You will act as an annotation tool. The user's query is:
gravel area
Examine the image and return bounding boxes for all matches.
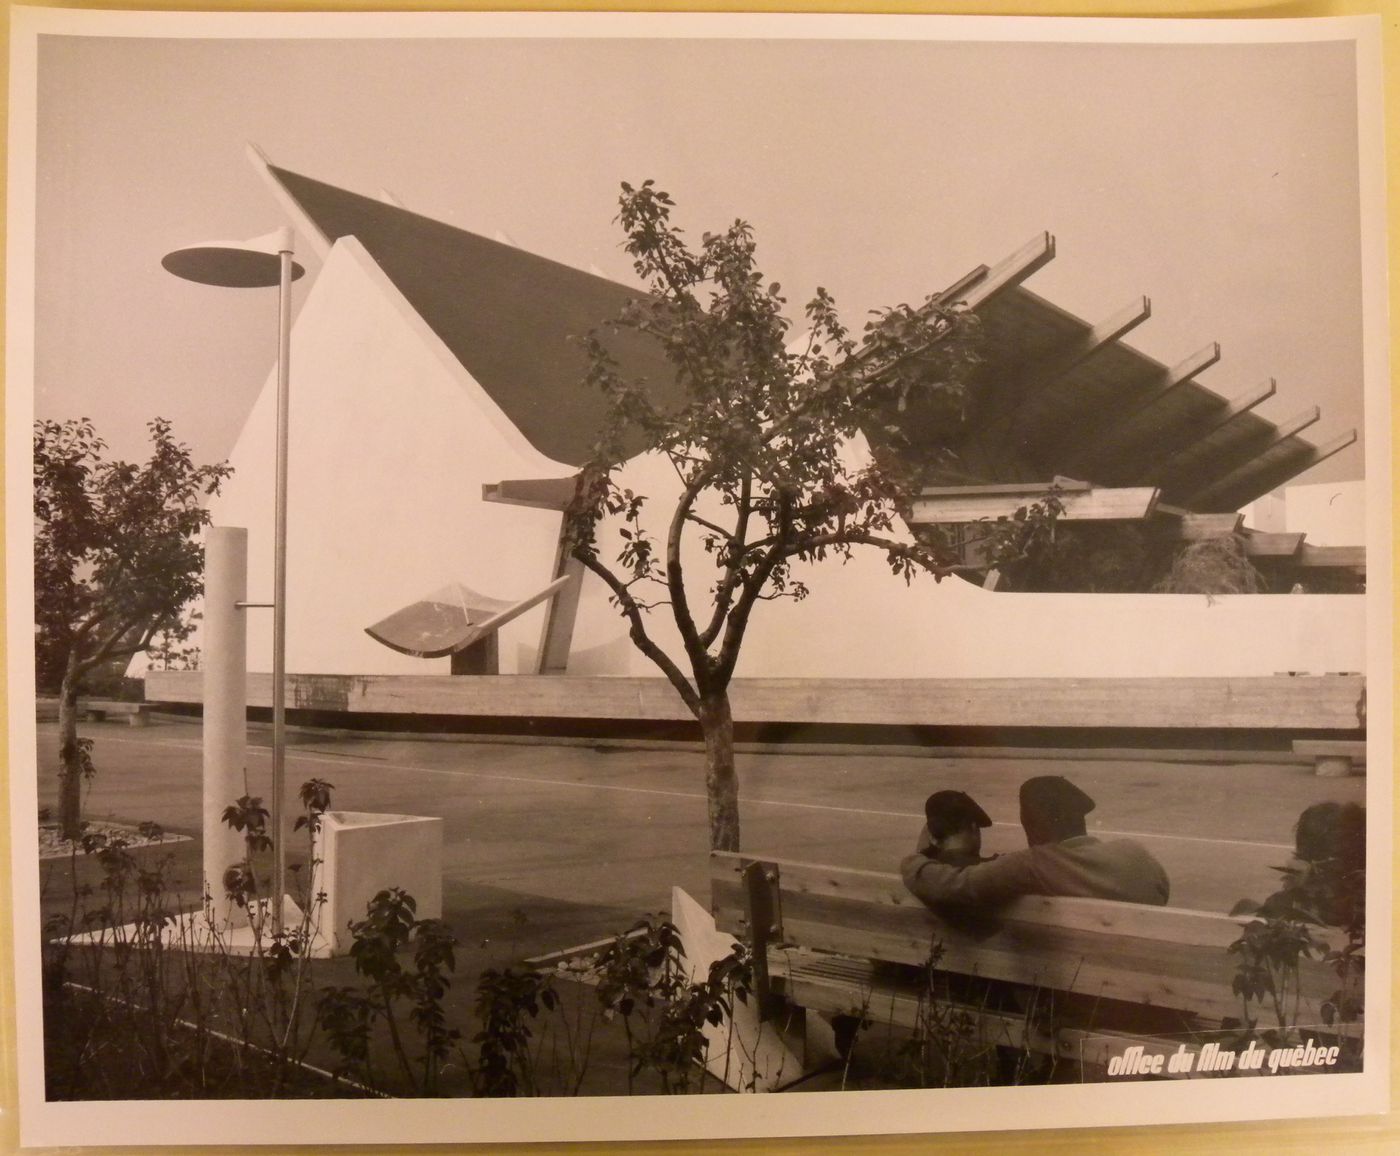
[38,820,191,860]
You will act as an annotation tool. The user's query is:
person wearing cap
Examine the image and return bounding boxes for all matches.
[901,775,1170,909]
[916,789,994,867]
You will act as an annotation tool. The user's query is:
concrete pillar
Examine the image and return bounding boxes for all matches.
[203,527,249,923]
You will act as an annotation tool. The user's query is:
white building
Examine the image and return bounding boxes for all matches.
[189,151,1364,689]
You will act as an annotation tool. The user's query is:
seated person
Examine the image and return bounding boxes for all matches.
[915,789,994,866]
[1255,801,1365,929]
[901,775,1170,909]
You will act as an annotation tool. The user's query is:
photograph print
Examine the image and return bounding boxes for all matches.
[6,8,1391,1148]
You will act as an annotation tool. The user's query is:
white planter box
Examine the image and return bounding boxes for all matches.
[314,810,443,955]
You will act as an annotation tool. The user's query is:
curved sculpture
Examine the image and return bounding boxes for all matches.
[365,576,569,659]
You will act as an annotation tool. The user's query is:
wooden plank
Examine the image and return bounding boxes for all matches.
[743,860,784,1018]
[932,263,990,307]
[722,856,1254,949]
[1155,511,1244,541]
[146,672,1368,731]
[984,295,1153,428]
[1127,378,1276,486]
[1298,544,1366,570]
[776,909,1337,1027]
[716,853,1344,1024]
[1180,407,1322,508]
[1059,342,1222,471]
[959,232,1057,311]
[717,853,1348,953]
[774,917,1246,1023]
[1240,531,1306,558]
[1206,429,1359,513]
[919,480,1091,499]
[776,961,1355,1067]
[909,486,1159,525]
[857,235,1057,381]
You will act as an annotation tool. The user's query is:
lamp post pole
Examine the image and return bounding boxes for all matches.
[163,226,304,935]
[270,230,293,934]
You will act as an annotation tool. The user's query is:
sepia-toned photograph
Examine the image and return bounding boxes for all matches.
[5,8,1391,1147]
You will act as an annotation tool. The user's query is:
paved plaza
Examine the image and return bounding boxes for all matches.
[32,717,1366,963]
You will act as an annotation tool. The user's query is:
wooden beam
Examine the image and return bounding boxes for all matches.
[1204,429,1359,513]
[1178,406,1321,507]
[1239,530,1305,558]
[918,479,1091,498]
[146,671,1367,731]
[1129,378,1276,486]
[932,263,990,307]
[1155,510,1243,540]
[859,233,1057,380]
[1298,543,1366,570]
[958,231,1056,311]
[909,486,1159,524]
[989,295,1152,430]
[1060,342,1221,473]
[482,476,578,511]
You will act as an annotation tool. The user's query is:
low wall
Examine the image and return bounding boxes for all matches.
[146,672,1366,732]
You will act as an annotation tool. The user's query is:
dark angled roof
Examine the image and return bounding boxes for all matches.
[267,163,1354,512]
[268,164,680,468]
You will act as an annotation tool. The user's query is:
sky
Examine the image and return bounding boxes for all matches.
[26,18,1371,486]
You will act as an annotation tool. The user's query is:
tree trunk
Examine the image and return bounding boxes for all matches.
[57,659,85,840]
[699,692,740,852]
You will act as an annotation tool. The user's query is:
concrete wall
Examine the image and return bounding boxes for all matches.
[1242,479,1365,546]
[1282,479,1366,547]
[315,811,443,955]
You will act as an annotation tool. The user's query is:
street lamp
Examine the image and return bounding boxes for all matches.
[163,226,305,933]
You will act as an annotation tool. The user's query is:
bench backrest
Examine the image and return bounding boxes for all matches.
[710,852,1345,1026]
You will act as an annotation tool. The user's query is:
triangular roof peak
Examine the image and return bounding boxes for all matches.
[251,147,680,468]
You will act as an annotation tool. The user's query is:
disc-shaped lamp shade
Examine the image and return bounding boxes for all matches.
[161,229,306,288]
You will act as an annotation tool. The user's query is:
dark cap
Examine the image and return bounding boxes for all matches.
[1019,776,1095,826]
[924,790,992,839]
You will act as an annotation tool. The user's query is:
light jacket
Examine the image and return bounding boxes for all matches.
[900,834,1170,908]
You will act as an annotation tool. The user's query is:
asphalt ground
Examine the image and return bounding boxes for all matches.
[27,717,1369,1097]
[33,717,1367,950]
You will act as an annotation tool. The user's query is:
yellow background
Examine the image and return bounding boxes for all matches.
[1,0,1395,1152]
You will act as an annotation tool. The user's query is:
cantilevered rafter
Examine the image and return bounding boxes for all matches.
[984,295,1152,434]
[1124,379,1278,491]
[1174,406,1321,507]
[914,233,1355,515]
[859,232,1055,384]
[1190,429,1358,514]
[1057,342,1221,477]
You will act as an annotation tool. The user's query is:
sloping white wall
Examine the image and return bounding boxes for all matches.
[209,238,1365,683]
[210,238,570,676]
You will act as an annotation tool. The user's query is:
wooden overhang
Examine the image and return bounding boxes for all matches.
[906,233,1357,516]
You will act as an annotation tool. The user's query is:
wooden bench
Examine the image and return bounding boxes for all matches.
[1292,739,1366,778]
[80,700,152,727]
[710,852,1352,1078]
